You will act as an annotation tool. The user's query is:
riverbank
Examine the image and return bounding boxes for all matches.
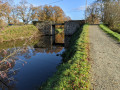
[40,24,90,89]
[0,25,39,42]
[99,24,120,41]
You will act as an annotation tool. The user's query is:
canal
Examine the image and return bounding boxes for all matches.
[0,33,67,90]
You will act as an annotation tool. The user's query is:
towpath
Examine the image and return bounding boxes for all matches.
[89,25,120,90]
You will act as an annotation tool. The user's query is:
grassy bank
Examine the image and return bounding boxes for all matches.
[100,24,120,41]
[40,24,90,90]
[55,29,64,34]
[0,25,39,42]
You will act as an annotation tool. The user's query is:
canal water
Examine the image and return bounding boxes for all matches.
[0,33,67,90]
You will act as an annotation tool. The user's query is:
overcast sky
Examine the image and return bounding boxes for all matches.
[14,0,95,20]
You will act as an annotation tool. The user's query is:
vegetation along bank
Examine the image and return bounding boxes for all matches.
[0,25,39,42]
[55,29,64,34]
[40,24,90,90]
[100,24,120,42]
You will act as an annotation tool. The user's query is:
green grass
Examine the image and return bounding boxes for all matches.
[40,24,90,90]
[0,25,39,42]
[100,24,120,42]
[55,29,64,34]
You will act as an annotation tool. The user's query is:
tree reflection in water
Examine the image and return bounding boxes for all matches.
[55,33,64,44]
[0,35,64,90]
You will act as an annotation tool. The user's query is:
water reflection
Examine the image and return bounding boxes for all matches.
[0,35,65,90]
[55,33,64,44]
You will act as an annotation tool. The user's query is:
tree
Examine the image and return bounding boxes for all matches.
[30,6,38,21]
[3,2,12,24]
[17,0,28,24]
[87,0,120,32]
[17,0,39,24]
[35,5,70,23]
[86,2,100,24]
[42,5,54,21]
[0,0,71,25]
[52,6,65,23]
[0,0,13,26]
[11,5,19,24]
[26,4,35,24]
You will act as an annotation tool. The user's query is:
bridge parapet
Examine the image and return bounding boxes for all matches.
[33,21,53,35]
[33,20,85,36]
[64,20,85,35]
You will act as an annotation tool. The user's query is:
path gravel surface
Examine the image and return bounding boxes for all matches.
[89,25,120,90]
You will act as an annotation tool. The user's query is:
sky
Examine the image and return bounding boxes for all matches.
[14,0,95,20]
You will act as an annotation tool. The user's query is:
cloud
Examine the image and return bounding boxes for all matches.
[25,3,39,7]
[71,6,87,12]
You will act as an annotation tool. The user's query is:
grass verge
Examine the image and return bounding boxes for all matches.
[0,25,39,42]
[55,29,64,34]
[99,24,120,41]
[40,24,90,90]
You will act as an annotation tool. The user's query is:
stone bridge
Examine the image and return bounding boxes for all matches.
[32,20,85,36]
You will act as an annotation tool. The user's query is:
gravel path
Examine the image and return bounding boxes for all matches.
[89,25,120,90]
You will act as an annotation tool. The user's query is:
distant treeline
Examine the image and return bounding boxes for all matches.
[0,0,71,28]
[86,0,120,33]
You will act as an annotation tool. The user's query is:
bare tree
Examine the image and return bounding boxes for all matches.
[87,0,120,32]
[0,0,71,25]
[17,0,28,24]
[11,5,19,24]
[86,2,100,24]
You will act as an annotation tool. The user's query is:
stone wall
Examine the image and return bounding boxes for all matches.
[33,21,53,35]
[64,20,85,35]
